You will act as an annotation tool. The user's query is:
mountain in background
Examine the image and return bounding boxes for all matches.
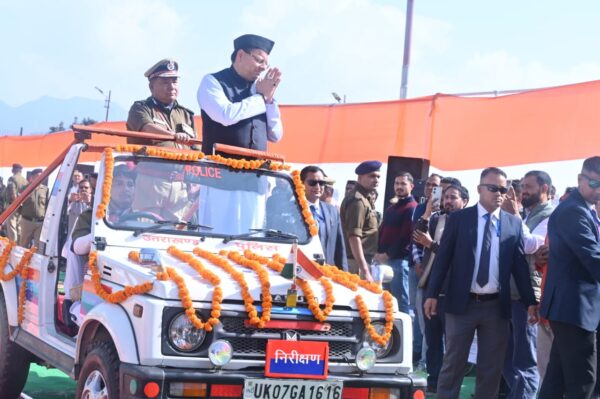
[0,96,128,136]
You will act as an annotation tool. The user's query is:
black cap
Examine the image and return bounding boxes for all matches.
[31,168,43,175]
[355,160,382,175]
[234,34,275,54]
[144,59,179,80]
[12,163,23,170]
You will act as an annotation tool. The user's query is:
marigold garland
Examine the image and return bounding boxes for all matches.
[88,251,155,303]
[225,250,273,327]
[96,148,114,219]
[15,247,36,324]
[355,290,395,346]
[291,170,319,236]
[296,277,335,322]
[115,145,206,162]
[207,154,290,172]
[243,250,284,273]
[167,246,221,286]
[319,263,383,294]
[128,250,141,264]
[161,266,222,331]
[193,247,267,327]
[0,241,17,281]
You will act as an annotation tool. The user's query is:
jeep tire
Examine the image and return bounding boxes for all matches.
[0,288,32,399]
[76,340,120,399]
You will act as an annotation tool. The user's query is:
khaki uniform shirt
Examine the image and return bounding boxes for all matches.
[20,185,49,221]
[5,174,27,206]
[340,184,379,258]
[126,97,196,149]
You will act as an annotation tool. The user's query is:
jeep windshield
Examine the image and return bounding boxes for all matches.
[104,156,309,243]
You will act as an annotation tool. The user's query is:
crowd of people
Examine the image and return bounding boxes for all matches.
[1,31,599,399]
[304,158,598,399]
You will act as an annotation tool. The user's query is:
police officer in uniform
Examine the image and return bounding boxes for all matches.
[4,163,28,242]
[127,59,196,219]
[197,34,283,154]
[340,161,382,281]
[19,169,49,248]
[127,58,197,149]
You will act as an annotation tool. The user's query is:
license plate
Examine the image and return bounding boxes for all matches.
[243,378,343,399]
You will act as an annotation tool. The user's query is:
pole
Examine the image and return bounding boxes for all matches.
[105,90,111,121]
[399,0,414,99]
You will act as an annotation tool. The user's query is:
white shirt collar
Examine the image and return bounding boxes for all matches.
[477,202,501,220]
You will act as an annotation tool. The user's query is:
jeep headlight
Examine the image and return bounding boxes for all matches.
[361,321,393,358]
[168,313,206,352]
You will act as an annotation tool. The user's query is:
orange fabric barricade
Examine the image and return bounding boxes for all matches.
[2,79,599,170]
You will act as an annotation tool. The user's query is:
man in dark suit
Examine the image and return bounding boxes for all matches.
[538,156,600,399]
[301,166,348,271]
[424,167,538,399]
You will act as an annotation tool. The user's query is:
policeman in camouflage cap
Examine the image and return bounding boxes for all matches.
[126,58,197,149]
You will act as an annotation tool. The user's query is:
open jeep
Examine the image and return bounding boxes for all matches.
[0,126,426,399]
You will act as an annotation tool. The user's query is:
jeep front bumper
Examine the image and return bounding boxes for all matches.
[120,363,427,399]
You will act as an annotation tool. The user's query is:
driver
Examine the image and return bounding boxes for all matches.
[107,165,136,223]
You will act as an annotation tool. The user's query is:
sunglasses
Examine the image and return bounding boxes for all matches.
[582,174,600,189]
[307,179,327,187]
[479,184,509,194]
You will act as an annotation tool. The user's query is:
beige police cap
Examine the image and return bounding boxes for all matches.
[144,59,179,80]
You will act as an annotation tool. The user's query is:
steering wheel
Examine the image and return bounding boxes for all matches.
[117,211,163,223]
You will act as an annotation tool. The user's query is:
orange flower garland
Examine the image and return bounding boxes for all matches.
[291,170,319,236]
[129,249,221,331]
[88,252,155,303]
[15,247,36,324]
[115,145,206,162]
[0,241,17,281]
[0,242,35,324]
[225,250,273,327]
[355,290,395,346]
[319,263,383,294]
[207,154,290,172]
[193,247,266,327]
[96,148,114,219]
[167,246,221,286]
[128,250,141,264]
[296,277,335,322]
[242,250,284,273]
[161,266,222,332]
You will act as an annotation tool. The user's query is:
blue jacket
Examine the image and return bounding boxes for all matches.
[540,189,600,332]
[318,202,348,272]
[425,205,536,319]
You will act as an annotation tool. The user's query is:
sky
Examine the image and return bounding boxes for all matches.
[2,0,600,111]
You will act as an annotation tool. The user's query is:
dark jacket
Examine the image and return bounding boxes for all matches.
[425,205,536,319]
[201,67,268,153]
[540,189,600,331]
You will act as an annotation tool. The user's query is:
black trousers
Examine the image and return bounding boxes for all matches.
[538,320,597,399]
[424,295,446,388]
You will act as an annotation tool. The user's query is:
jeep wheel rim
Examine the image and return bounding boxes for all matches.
[82,370,109,399]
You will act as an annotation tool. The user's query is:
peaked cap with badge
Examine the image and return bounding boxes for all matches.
[145,59,179,80]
